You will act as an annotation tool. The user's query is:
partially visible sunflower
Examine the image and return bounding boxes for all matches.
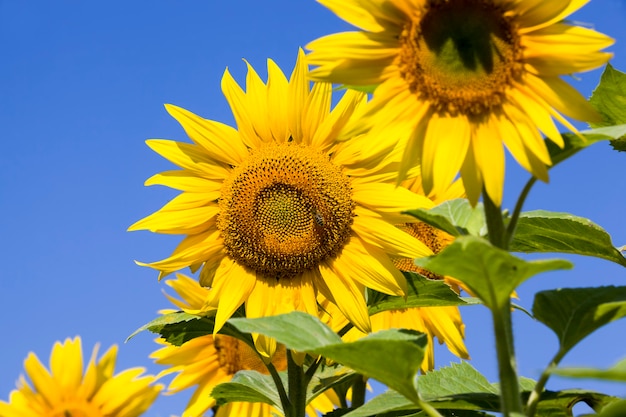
[322,176,469,372]
[151,274,340,417]
[0,337,162,417]
[307,0,613,205]
[130,49,436,354]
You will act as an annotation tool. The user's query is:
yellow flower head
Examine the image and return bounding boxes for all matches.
[130,49,436,350]
[0,337,162,417]
[152,274,340,417]
[306,0,614,205]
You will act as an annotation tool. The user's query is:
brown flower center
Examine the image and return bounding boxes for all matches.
[218,143,354,278]
[213,335,287,375]
[398,0,523,116]
[395,222,454,280]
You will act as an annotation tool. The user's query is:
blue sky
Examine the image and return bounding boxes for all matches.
[1,1,625,416]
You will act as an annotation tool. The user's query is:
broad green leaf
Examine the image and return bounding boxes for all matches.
[211,370,283,409]
[419,362,497,400]
[315,330,427,404]
[228,313,427,404]
[534,390,618,417]
[550,358,626,382]
[589,63,626,152]
[413,236,572,309]
[405,199,486,237]
[610,136,626,151]
[546,132,606,167]
[368,273,468,315]
[126,312,209,344]
[228,311,342,351]
[510,211,626,267]
[307,365,358,405]
[590,63,626,128]
[127,311,251,346]
[595,399,626,417]
[533,286,626,353]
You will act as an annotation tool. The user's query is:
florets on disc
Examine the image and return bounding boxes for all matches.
[398,0,524,116]
[217,143,354,278]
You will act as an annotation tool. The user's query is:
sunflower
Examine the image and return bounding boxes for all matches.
[152,274,340,417]
[321,176,469,372]
[0,337,162,417]
[306,0,613,205]
[130,49,436,352]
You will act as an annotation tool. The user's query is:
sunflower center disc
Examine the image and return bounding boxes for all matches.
[395,222,453,280]
[399,0,523,115]
[214,335,287,375]
[218,144,354,278]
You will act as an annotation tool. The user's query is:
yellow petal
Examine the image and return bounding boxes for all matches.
[165,104,248,165]
[208,257,257,334]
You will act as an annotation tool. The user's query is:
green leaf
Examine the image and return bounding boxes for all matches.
[405,199,486,237]
[228,311,342,351]
[590,63,626,128]
[589,63,626,152]
[510,210,626,267]
[546,132,606,167]
[211,370,283,409]
[595,399,626,417]
[534,390,618,417]
[533,286,626,353]
[315,329,427,404]
[414,236,572,309]
[368,273,468,315]
[418,362,497,400]
[126,312,209,344]
[551,358,626,382]
[228,312,427,404]
[127,311,251,346]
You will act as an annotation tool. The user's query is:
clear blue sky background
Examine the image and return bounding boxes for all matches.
[1,1,625,416]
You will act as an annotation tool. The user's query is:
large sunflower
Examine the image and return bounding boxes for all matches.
[152,274,339,417]
[130,49,435,349]
[306,0,613,205]
[0,337,162,417]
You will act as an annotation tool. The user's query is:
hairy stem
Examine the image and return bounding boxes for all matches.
[287,350,307,417]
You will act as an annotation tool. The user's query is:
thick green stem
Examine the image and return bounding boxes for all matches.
[266,361,291,416]
[351,375,367,408]
[483,189,523,416]
[287,350,307,417]
[526,348,567,417]
[492,302,524,416]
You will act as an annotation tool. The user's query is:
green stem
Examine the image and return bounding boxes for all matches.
[492,302,524,416]
[266,361,291,416]
[287,350,307,417]
[526,348,567,417]
[351,375,367,408]
[505,176,537,248]
[417,396,446,417]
